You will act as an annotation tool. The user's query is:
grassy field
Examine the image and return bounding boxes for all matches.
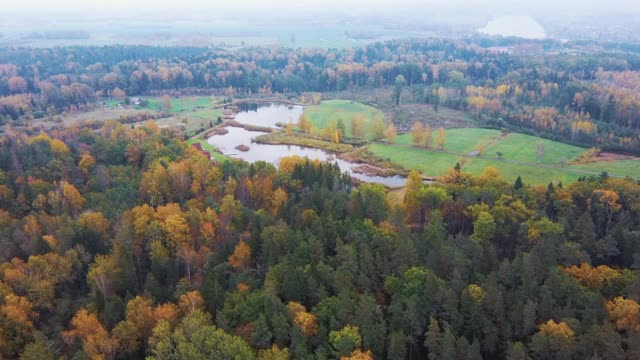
[157,108,224,137]
[302,100,384,138]
[365,128,640,185]
[107,96,218,113]
[569,160,640,179]
[322,87,474,131]
[369,143,584,184]
[394,128,588,165]
[394,128,501,154]
[485,133,587,165]
[105,96,224,137]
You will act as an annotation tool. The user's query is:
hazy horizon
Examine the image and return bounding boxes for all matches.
[3,0,640,47]
[5,0,640,16]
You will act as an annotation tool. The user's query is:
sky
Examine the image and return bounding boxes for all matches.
[5,0,640,14]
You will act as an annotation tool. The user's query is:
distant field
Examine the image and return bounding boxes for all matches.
[392,128,588,164]
[323,88,474,130]
[394,128,501,154]
[302,100,384,138]
[389,103,475,130]
[485,133,587,165]
[57,108,154,127]
[569,159,640,179]
[369,143,583,184]
[367,127,640,185]
[104,96,223,136]
[107,96,218,113]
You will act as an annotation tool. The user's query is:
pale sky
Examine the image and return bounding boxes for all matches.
[5,0,640,14]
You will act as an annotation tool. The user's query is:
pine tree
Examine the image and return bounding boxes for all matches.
[425,317,442,360]
[514,176,524,190]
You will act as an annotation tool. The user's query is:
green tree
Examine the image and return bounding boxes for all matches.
[393,75,406,105]
[387,331,406,360]
[337,117,346,137]
[147,310,255,360]
[471,211,496,245]
[371,116,387,140]
[514,176,524,190]
[425,317,442,360]
[330,325,362,358]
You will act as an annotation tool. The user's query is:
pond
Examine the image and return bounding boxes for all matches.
[208,103,408,187]
[235,103,304,128]
[478,16,546,39]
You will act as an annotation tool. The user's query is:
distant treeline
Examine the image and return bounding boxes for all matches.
[1,38,640,152]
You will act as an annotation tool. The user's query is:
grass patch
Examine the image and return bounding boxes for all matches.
[144,96,215,113]
[106,96,219,113]
[302,99,384,138]
[569,160,640,180]
[186,138,229,162]
[369,143,465,176]
[368,143,585,185]
[394,128,502,154]
[344,147,407,174]
[485,133,587,165]
[255,132,354,153]
[322,87,474,129]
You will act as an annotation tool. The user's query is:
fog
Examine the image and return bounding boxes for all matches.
[2,0,639,47]
[5,0,640,16]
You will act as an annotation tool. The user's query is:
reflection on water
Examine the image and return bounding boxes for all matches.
[234,103,304,128]
[478,16,546,39]
[208,104,408,187]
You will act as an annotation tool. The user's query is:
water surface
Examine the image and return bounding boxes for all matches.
[234,103,304,128]
[478,16,546,39]
[208,104,407,187]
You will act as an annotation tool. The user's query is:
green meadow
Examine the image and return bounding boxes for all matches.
[302,100,384,138]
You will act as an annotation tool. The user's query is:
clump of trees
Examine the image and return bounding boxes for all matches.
[2,39,640,152]
[0,122,639,358]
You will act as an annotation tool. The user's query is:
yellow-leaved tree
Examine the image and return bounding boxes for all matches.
[228,240,252,271]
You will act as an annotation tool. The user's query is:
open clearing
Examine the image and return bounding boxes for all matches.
[106,96,218,113]
[393,128,501,154]
[485,133,587,165]
[323,87,474,132]
[96,96,224,136]
[302,99,384,138]
[369,143,584,184]
[569,159,640,179]
[369,127,640,185]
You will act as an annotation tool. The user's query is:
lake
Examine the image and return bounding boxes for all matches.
[478,16,547,39]
[207,104,408,187]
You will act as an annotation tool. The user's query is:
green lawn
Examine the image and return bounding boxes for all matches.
[155,108,223,137]
[107,96,219,113]
[105,96,223,137]
[302,100,384,138]
[395,128,502,154]
[396,128,587,164]
[369,143,583,185]
[368,127,604,185]
[569,160,640,180]
[485,133,587,165]
[143,96,216,113]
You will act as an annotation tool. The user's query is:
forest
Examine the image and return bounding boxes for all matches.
[1,38,640,153]
[1,35,640,359]
[0,119,640,359]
